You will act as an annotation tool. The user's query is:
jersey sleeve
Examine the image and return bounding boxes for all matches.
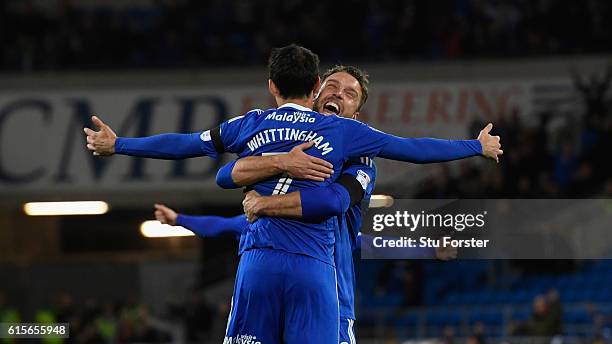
[300,183,351,222]
[339,157,376,200]
[341,119,482,163]
[199,110,262,155]
[341,159,377,252]
[300,159,376,221]
[341,119,391,159]
[114,111,260,160]
[216,160,239,189]
[115,133,219,159]
[175,214,248,240]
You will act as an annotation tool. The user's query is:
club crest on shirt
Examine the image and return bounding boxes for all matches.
[356,170,371,190]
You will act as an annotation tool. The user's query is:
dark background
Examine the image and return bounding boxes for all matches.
[0,1,611,344]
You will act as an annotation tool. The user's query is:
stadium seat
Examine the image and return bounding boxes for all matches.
[469,311,504,325]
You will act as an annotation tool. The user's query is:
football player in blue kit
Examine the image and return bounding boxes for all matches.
[153,65,456,344]
[216,65,461,344]
[84,44,502,343]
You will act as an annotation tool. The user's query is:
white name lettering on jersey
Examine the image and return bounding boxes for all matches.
[246,128,334,156]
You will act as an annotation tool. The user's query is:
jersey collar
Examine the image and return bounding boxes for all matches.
[278,103,312,112]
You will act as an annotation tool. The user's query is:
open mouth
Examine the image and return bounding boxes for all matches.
[323,101,340,114]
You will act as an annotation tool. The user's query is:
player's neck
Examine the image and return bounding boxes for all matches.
[277,97,313,110]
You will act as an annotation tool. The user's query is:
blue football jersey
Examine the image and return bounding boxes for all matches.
[335,158,376,319]
[199,103,392,264]
[178,156,377,320]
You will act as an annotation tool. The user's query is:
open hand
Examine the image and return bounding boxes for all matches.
[83,115,117,156]
[154,203,178,226]
[279,142,334,181]
[477,123,503,163]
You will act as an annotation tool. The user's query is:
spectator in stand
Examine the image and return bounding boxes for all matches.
[545,289,563,335]
[470,321,487,344]
[513,294,562,337]
[587,303,612,341]
[416,90,610,199]
[440,325,457,344]
[466,334,484,344]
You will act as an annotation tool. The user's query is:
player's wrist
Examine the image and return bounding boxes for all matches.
[254,196,278,217]
[174,214,184,227]
[474,138,484,155]
[112,137,122,154]
[252,196,269,216]
[271,155,288,174]
[110,137,116,154]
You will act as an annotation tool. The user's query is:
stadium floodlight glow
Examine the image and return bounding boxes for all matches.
[23,201,109,216]
[368,195,394,208]
[140,221,195,238]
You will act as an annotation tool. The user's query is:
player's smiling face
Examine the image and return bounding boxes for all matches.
[314,72,363,119]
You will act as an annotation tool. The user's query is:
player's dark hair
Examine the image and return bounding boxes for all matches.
[322,65,370,111]
[268,44,320,99]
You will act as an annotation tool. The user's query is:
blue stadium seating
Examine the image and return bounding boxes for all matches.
[358,259,612,338]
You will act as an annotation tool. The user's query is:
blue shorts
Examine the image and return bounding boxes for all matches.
[224,248,339,344]
[339,318,357,344]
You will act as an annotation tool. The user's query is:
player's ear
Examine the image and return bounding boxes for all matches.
[314,78,323,99]
[310,77,321,100]
[312,76,321,96]
[268,79,281,98]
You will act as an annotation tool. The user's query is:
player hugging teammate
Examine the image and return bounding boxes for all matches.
[84,44,502,343]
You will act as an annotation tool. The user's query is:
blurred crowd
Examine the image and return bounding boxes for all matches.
[4,283,611,343]
[511,290,563,337]
[435,290,564,344]
[1,2,611,344]
[0,291,225,344]
[1,0,612,72]
[414,68,612,199]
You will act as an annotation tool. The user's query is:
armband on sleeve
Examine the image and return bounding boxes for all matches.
[336,174,366,207]
[210,125,225,154]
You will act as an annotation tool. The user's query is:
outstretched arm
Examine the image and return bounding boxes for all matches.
[84,116,220,159]
[347,122,503,163]
[379,123,503,162]
[113,133,214,159]
[216,142,334,189]
[84,116,221,159]
[154,204,246,238]
[378,137,483,163]
[84,113,249,160]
